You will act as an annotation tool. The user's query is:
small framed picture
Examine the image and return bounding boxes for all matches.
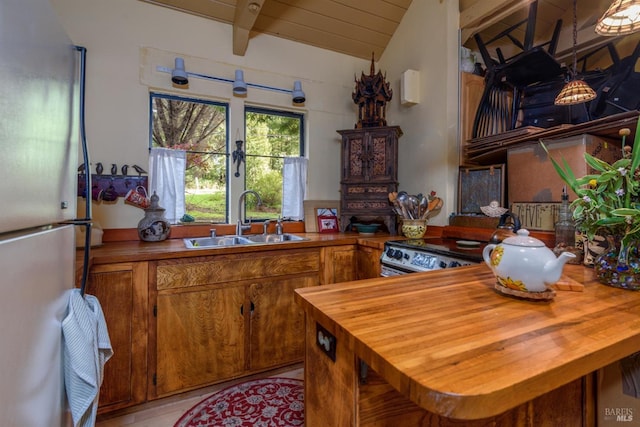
[316,208,339,233]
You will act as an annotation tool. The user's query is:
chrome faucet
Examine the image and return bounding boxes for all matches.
[236,190,262,235]
[275,216,283,235]
[262,219,272,235]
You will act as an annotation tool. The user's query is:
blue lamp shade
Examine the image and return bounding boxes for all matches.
[292,80,305,104]
[171,57,188,86]
[233,70,247,95]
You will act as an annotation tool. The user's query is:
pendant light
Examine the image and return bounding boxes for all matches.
[595,0,640,36]
[554,0,597,106]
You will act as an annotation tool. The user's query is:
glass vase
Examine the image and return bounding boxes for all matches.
[593,235,640,290]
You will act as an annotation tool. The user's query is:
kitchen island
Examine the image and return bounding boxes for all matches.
[294,264,640,426]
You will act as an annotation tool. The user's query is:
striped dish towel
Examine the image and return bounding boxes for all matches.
[62,289,113,427]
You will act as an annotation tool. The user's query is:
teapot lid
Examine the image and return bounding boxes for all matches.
[501,229,544,247]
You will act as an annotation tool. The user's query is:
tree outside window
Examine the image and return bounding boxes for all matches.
[149,94,304,223]
[150,93,228,222]
[245,107,304,218]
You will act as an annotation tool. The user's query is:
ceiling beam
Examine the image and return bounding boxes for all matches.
[233,0,265,56]
[460,0,535,43]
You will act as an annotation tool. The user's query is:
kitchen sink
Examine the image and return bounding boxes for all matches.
[242,233,309,243]
[183,233,308,249]
[183,235,254,248]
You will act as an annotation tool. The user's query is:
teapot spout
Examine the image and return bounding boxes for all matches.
[543,251,577,284]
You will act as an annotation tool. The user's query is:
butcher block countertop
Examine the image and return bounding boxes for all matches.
[295,264,640,420]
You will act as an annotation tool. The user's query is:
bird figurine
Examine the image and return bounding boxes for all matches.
[111,163,118,175]
[121,164,128,175]
[95,162,103,175]
[77,163,86,173]
[132,164,147,175]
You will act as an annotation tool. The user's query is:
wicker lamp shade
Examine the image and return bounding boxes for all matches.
[596,0,640,35]
[554,79,597,105]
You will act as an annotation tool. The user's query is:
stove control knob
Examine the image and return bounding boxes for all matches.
[403,253,410,260]
[385,248,395,258]
[439,261,448,269]
[449,261,461,268]
[394,250,404,260]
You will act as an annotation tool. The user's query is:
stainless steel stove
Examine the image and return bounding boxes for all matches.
[380,238,485,276]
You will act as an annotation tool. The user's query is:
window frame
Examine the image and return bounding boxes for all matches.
[148,91,230,223]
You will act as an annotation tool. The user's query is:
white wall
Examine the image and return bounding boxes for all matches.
[379,0,460,227]
[50,0,458,229]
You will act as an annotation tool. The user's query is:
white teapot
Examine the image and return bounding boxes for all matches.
[482,229,576,292]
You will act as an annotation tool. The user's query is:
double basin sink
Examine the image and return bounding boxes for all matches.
[184,233,308,249]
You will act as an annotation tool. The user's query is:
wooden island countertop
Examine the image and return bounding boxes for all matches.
[295,264,640,424]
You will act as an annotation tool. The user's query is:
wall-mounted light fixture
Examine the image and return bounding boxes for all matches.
[171,57,188,86]
[596,0,640,36]
[291,81,305,104]
[157,59,306,105]
[233,70,247,95]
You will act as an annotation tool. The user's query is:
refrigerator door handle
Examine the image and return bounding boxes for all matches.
[72,46,91,298]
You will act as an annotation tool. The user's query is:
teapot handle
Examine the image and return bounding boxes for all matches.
[482,244,497,268]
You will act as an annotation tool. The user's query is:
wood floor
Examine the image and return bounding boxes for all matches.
[95,364,304,427]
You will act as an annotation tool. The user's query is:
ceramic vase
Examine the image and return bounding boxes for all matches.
[137,191,171,242]
[401,219,427,239]
[593,235,640,290]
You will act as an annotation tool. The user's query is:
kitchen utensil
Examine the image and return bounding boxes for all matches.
[421,197,443,219]
[418,196,428,218]
[396,192,411,219]
[408,195,419,219]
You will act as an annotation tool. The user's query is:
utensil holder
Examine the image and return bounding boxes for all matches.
[401,219,427,239]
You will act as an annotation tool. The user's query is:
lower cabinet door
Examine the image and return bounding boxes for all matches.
[155,284,246,396]
[248,275,317,371]
[87,262,148,414]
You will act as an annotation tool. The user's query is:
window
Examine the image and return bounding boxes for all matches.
[149,94,304,223]
[244,107,304,219]
[150,93,229,222]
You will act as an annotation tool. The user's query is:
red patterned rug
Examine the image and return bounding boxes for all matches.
[174,377,304,427]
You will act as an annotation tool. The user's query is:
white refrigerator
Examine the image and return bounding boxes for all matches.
[0,0,91,425]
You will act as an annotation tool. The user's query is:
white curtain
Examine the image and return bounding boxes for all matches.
[282,157,308,220]
[149,147,186,223]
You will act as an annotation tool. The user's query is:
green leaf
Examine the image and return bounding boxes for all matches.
[596,216,626,225]
[584,153,612,172]
[611,208,640,216]
[631,114,640,173]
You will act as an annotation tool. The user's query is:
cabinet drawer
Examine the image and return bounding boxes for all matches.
[342,184,394,199]
[342,199,393,211]
[156,249,321,290]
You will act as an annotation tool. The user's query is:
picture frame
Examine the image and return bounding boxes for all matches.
[303,200,339,232]
[316,208,339,233]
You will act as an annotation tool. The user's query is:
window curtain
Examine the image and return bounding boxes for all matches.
[149,147,186,223]
[281,157,308,220]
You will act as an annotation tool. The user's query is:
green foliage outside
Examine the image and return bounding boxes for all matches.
[151,95,302,223]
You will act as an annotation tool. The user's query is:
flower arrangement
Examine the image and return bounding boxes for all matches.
[541,119,640,252]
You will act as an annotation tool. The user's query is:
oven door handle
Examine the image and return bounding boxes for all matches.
[380,263,419,275]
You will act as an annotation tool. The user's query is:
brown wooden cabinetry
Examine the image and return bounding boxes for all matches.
[321,245,357,284]
[150,248,321,398]
[338,126,401,234]
[82,262,148,414]
[356,245,382,279]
